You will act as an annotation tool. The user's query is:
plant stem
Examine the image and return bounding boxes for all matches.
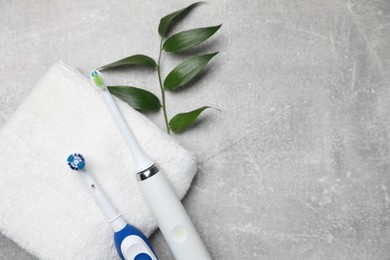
[157,38,170,134]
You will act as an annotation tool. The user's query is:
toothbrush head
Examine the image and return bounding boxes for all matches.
[90,70,106,90]
[67,153,86,171]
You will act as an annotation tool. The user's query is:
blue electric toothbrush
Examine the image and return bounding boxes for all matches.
[90,70,211,259]
[67,153,158,260]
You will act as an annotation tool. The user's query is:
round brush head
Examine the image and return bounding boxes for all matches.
[67,153,85,171]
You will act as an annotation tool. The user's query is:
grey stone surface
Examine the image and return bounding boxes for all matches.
[1,0,390,259]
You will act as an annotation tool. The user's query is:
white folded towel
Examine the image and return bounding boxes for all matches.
[0,62,197,259]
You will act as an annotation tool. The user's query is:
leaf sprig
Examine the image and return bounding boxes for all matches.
[98,2,221,133]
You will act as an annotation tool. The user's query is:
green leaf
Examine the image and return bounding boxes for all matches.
[99,55,156,70]
[107,86,161,111]
[164,52,218,90]
[169,106,217,132]
[163,24,222,52]
[158,2,204,38]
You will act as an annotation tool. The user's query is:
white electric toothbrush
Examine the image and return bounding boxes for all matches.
[90,70,211,260]
[67,153,158,260]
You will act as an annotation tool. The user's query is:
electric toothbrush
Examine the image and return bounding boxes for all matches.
[67,153,158,260]
[90,70,211,260]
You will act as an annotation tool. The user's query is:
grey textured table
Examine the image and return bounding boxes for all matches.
[1,0,390,259]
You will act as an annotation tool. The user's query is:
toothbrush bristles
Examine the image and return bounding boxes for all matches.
[67,153,85,171]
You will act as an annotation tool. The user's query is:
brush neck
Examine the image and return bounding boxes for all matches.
[101,89,155,172]
[80,170,126,232]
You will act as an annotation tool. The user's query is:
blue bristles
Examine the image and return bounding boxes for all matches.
[67,153,85,171]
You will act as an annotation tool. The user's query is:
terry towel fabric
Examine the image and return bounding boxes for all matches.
[0,62,198,259]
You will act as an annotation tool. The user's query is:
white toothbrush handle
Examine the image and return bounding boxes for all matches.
[138,169,211,260]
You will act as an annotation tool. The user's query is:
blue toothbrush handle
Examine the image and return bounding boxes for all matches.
[66,154,157,259]
[114,224,158,260]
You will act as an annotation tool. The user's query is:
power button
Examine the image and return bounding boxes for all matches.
[170,226,188,243]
